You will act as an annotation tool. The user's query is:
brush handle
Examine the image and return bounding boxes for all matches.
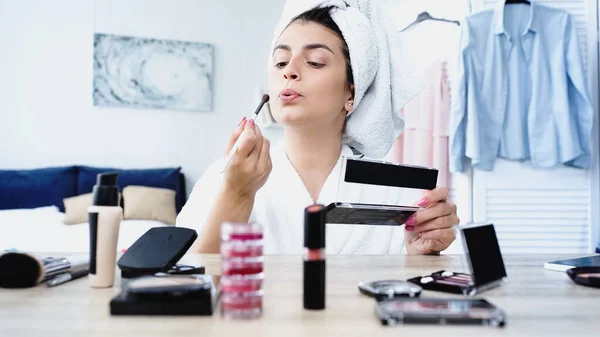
[220,94,268,174]
[220,114,258,173]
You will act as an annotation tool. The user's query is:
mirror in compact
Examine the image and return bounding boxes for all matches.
[322,157,439,227]
[329,157,438,226]
[325,202,418,226]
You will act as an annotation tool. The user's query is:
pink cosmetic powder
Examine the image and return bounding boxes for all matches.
[221,240,263,258]
[221,274,263,293]
[221,222,264,242]
[220,291,263,319]
[221,257,264,276]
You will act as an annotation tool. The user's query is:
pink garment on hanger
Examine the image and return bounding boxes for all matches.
[390,60,450,188]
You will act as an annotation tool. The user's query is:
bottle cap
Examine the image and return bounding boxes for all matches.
[92,172,120,207]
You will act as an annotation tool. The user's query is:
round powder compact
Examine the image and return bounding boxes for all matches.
[358,280,422,300]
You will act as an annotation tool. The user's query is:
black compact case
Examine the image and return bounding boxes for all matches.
[117,227,200,278]
[408,223,508,296]
[110,274,217,316]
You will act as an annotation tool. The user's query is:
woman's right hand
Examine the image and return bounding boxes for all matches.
[222,117,272,199]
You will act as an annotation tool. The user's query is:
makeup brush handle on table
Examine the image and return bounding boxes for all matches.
[0,251,89,288]
[221,94,270,173]
[46,269,90,287]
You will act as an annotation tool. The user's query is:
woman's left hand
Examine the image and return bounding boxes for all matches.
[404,187,460,255]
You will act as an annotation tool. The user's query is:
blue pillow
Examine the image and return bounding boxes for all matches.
[0,166,78,212]
[77,166,183,212]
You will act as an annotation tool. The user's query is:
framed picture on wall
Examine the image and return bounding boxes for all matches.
[93,33,214,112]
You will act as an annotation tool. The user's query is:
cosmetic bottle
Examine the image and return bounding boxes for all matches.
[88,172,122,288]
[303,204,326,310]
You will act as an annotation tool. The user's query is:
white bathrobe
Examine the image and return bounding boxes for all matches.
[177,144,422,255]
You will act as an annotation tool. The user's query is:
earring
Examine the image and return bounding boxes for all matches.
[348,102,353,106]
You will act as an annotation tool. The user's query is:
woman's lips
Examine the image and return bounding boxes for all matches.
[279,94,302,103]
[279,89,302,103]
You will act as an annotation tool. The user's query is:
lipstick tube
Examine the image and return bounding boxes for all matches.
[303,204,326,310]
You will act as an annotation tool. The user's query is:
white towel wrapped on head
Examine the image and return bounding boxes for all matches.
[269,0,423,158]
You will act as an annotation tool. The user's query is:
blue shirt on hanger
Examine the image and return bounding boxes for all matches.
[450,3,593,172]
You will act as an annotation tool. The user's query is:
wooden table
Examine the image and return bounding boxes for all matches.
[1,254,599,336]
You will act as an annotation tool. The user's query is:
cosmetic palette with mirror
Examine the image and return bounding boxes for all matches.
[408,223,508,296]
[330,157,438,226]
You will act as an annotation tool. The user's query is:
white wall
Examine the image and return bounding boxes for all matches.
[0,0,285,194]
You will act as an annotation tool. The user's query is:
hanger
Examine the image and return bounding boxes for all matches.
[399,11,460,33]
[505,0,531,4]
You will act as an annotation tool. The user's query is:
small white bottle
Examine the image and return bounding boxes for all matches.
[88,172,122,288]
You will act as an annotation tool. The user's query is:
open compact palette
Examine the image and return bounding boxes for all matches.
[408,223,508,296]
[408,270,476,294]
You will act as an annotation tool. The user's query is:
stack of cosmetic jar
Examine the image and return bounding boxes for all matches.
[220,222,264,319]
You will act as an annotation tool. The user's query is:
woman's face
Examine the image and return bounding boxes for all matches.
[268,21,352,130]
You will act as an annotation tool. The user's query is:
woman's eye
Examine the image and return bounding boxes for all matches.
[275,62,288,68]
[308,61,324,68]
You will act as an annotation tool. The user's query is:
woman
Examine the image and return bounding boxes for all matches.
[177,2,459,255]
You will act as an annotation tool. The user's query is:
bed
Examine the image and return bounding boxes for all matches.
[0,165,187,253]
[0,206,168,253]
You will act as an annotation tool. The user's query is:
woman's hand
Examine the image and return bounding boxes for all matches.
[404,187,460,255]
[222,118,272,199]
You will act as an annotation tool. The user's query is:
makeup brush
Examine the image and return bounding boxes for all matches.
[221,94,270,173]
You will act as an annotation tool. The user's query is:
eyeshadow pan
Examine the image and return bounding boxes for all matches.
[434,279,468,286]
[449,275,473,282]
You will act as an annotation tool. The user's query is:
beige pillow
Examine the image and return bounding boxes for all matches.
[63,193,93,225]
[122,185,176,225]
